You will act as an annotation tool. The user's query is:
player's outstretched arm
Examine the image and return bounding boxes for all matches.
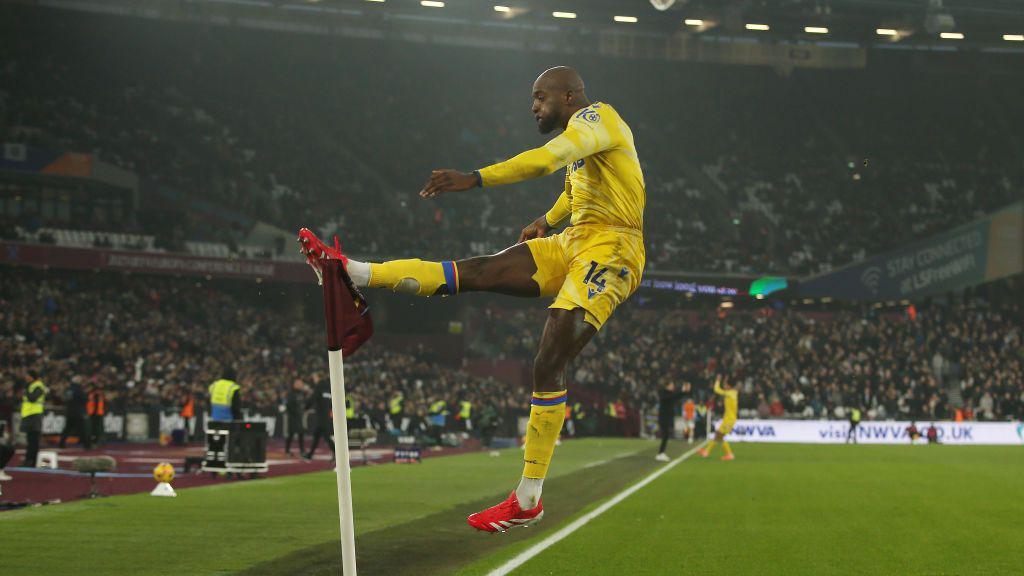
[420,169,480,198]
[420,115,608,199]
[419,145,560,198]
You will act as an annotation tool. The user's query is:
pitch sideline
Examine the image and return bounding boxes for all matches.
[487,441,709,576]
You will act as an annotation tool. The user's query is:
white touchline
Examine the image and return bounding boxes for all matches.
[487,441,709,576]
[582,450,636,470]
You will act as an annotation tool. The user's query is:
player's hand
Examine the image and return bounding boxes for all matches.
[517,215,552,244]
[420,169,479,198]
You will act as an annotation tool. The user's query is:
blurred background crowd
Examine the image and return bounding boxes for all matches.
[1,9,1020,275]
[2,268,1020,441]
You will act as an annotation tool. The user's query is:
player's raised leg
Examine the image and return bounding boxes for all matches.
[466,307,594,533]
[298,228,540,298]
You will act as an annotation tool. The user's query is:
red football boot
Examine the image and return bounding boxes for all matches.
[467,491,544,533]
[297,227,349,285]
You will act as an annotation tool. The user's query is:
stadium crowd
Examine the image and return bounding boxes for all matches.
[2,9,1021,275]
[0,269,529,441]
[594,302,1023,423]
[466,295,1024,423]
[1,269,1021,446]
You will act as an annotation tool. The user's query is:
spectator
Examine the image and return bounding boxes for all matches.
[0,421,15,482]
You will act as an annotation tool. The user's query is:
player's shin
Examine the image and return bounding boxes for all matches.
[365,259,459,297]
[516,391,567,509]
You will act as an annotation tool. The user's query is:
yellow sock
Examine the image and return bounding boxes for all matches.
[522,391,567,479]
[722,441,732,456]
[368,259,458,297]
[705,440,717,455]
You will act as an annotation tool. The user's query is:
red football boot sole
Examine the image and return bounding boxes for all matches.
[297,227,348,285]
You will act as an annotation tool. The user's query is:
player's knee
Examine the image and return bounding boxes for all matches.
[456,256,501,290]
[532,353,555,380]
[453,257,482,288]
[533,348,567,385]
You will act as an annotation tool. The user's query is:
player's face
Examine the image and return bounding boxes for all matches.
[531,88,561,134]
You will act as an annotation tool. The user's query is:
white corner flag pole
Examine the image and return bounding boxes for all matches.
[327,348,357,575]
[319,255,359,576]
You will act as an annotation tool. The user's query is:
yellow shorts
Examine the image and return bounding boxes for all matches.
[718,419,736,436]
[525,224,645,330]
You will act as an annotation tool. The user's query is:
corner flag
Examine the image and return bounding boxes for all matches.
[318,256,373,575]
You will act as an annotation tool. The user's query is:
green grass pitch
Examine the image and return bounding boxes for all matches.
[1,440,1021,575]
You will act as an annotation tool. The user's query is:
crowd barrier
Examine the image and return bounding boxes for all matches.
[13,411,1022,445]
[716,419,1024,445]
[12,409,278,440]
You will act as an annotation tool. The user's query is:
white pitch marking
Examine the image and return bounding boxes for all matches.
[487,441,708,576]
[581,450,637,469]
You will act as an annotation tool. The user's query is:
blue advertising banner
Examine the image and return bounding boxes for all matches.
[800,202,1022,301]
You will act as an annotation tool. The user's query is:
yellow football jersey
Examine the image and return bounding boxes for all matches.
[715,380,739,422]
[477,102,645,232]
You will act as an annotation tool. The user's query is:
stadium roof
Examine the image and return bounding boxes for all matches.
[260,0,1024,45]
[33,0,1024,53]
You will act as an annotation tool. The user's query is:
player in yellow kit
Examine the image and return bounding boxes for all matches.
[700,376,738,461]
[297,66,645,532]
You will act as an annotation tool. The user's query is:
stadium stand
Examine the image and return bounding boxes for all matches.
[1,7,1021,274]
[1,268,1020,443]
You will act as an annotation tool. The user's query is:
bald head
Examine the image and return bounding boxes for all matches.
[531,66,591,134]
[534,66,586,94]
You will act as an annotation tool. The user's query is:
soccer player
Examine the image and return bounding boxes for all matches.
[299,66,645,532]
[699,376,737,461]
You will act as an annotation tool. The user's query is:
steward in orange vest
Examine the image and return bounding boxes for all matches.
[87,382,106,446]
[181,391,197,440]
